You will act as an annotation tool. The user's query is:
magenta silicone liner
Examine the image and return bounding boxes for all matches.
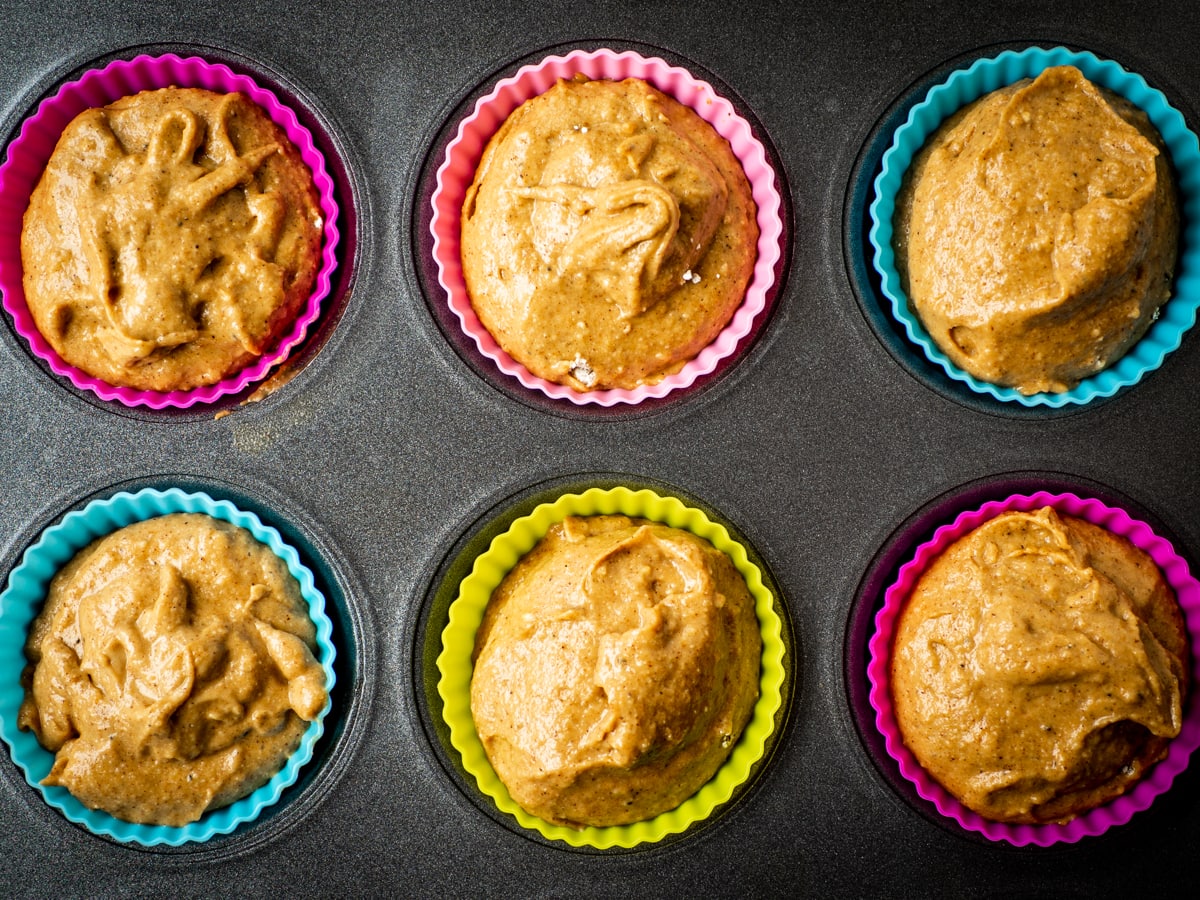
[866,491,1200,846]
[429,48,784,406]
[0,52,340,409]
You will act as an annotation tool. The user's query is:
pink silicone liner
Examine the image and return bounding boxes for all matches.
[866,491,1200,847]
[430,48,784,406]
[0,53,340,409]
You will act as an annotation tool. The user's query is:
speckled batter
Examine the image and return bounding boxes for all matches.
[21,88,323,392]
[470,515,761,827]
[895,66,1179,394]
[461,77,758,391]
[19,513,328,826]
[891,507,1188,823]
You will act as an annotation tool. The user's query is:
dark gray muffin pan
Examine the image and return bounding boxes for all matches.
[1,1,1198,896]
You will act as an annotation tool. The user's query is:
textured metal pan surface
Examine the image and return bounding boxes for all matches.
[1,1,1198,896]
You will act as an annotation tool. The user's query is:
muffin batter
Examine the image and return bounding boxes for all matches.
[19,513,328,826]
[470,515,761,827]
[891,507,1188,824]
[21,87,323,392]
[895,66,1179,394]
[461,77,758,391]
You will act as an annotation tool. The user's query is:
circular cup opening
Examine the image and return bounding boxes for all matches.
[0,43,362,421]
[0,475,371,857]
[412,473,795,851]
[843,43,1200,417]
[844,471,1200,847]
[410,40,791,421]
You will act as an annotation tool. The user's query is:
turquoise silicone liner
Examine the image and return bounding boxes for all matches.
[869,46,1200,407]
[0,487,336,846]
[436,486,786,849]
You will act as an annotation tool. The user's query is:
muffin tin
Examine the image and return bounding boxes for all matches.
[2,1,1199,895]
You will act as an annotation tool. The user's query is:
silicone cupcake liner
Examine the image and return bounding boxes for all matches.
[436,485,786,848]
[868,46,1200,407]
[0,487,337,846]
[430,48,784,407]
[866,491,1200,846]
[0,53,341,409]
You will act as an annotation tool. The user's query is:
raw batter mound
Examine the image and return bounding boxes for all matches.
[461,77,758,391]
[891,507,1188,824]
[895,66,1179,394]
[470,515,761,827]
[19,513,328,826]
[21,87,323,392]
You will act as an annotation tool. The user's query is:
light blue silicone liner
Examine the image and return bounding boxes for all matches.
[0,487,336,846]
[869,46,1200,407]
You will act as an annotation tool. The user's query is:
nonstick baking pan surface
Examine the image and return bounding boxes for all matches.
[1,1,1198,896]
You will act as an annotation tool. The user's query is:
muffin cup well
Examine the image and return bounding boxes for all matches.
[866,491,1200,846]
[429,48,783,407]
[0,52,341,409]
[436,485,786,848]
[0,487,337,846]
[868,46,1200,408]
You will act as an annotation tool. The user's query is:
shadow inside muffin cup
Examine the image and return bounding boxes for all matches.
[843,471,1200,847]
[413,41,791,421]
[0,481,362,852]
[413,474,794,852]
[0,44,359,421]
[845,44,1200,416]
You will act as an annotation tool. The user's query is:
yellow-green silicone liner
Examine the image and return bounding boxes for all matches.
[436,486,786,848]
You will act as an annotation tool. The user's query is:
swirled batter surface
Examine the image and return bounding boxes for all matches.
[470,515,761,827]
[461,77,758,391]
[891,508,1188,823]
[896,66,1179,394]
[19,513,328,826]
[21,88,323,392]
